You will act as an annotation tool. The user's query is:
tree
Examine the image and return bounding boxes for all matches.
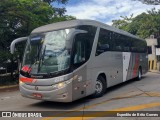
[112,14,133,31]
[43,0,69,17]
[132,0,160,5]
[112,8,160,38]
[0,0,52,49]
[0,0,75,50]
[0,0,75,66]
[43,0,68,5]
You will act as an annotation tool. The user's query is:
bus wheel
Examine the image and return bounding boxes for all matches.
[137,67,142,80]
[92,76,106,98]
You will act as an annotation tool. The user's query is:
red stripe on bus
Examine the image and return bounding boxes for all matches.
[132,54,139,78]
[19,77,33,83]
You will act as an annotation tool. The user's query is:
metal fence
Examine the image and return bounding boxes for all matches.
[0,37,25,86]
[0,55,19,86]
[0,72,18,86]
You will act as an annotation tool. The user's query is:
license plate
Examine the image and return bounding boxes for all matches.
[32,93,42,98]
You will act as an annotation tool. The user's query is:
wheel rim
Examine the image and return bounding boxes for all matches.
[95,80,103,94]
[138,69,142,79]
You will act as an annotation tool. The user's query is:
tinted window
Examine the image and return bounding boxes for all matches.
[96,28,146,53]
[73,25,97,67]
[113,32,146,53]
[123,37,132,52]
[96,28,112,55]
[114,33,131,52]
[131,39,147,53]
[139,40,147,52]
[77,25,97,59]
[114,33,121,51]
[131,39,138,52]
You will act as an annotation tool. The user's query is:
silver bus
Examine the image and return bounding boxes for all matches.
[11,20,148,102]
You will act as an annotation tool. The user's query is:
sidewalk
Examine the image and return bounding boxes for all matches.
[0,84,19,92]
[148,70,160,74]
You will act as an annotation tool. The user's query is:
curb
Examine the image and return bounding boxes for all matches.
[148,71,160,74]
[0,84,19,92]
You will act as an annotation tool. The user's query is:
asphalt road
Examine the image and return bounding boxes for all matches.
[0,72,160,120]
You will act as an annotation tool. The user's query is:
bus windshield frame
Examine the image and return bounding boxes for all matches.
[22,28,76,76]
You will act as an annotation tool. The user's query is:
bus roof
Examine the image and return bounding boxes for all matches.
[31,19,144,41]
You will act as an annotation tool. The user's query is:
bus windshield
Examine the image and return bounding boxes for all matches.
[22,29,73,74]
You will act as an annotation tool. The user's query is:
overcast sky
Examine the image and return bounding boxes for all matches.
[53,0,160,25]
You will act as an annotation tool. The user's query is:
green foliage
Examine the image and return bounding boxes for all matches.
[0,0,51,63]
[51,15,76,23]
[0,0,52,49]
[43,0,68,5]
[0,51,12,64]
[112,8,160,38]
[0,0,75,64]
[132,0,160,5]
[112,14,133,31]
[0,0,75,50]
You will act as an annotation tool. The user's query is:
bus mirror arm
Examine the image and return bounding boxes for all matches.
[10,37,28,54]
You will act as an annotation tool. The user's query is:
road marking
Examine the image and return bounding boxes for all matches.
[42,93,138,120]
[59,102,160,120]
[0,96,15,100]
[143,92,160,97]
[112,91,160,98]
[42,91,160,120]
[4,96,10,99]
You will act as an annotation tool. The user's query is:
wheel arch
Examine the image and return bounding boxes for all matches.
[97,72,107,87]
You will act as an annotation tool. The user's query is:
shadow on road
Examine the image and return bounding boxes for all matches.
[106,76,146,94]
[30,96,91,110]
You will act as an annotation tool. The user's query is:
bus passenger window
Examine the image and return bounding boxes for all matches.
[116,46,122,51]
[124,47,130,52]
[96,28,111,56]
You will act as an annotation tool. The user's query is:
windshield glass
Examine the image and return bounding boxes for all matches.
[22,28,73,74]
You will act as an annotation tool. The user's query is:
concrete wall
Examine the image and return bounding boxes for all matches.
[146,37,159,71]
[146,38,157,60]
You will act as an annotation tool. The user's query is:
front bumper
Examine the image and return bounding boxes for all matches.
[19,82,73,102]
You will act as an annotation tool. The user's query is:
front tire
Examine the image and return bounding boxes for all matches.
[92,76,106,98]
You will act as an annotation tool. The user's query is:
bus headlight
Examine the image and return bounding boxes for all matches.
[52,79,72,90]
[19,80,24,85]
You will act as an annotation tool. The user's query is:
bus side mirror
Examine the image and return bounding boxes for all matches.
[10,37,28,54]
